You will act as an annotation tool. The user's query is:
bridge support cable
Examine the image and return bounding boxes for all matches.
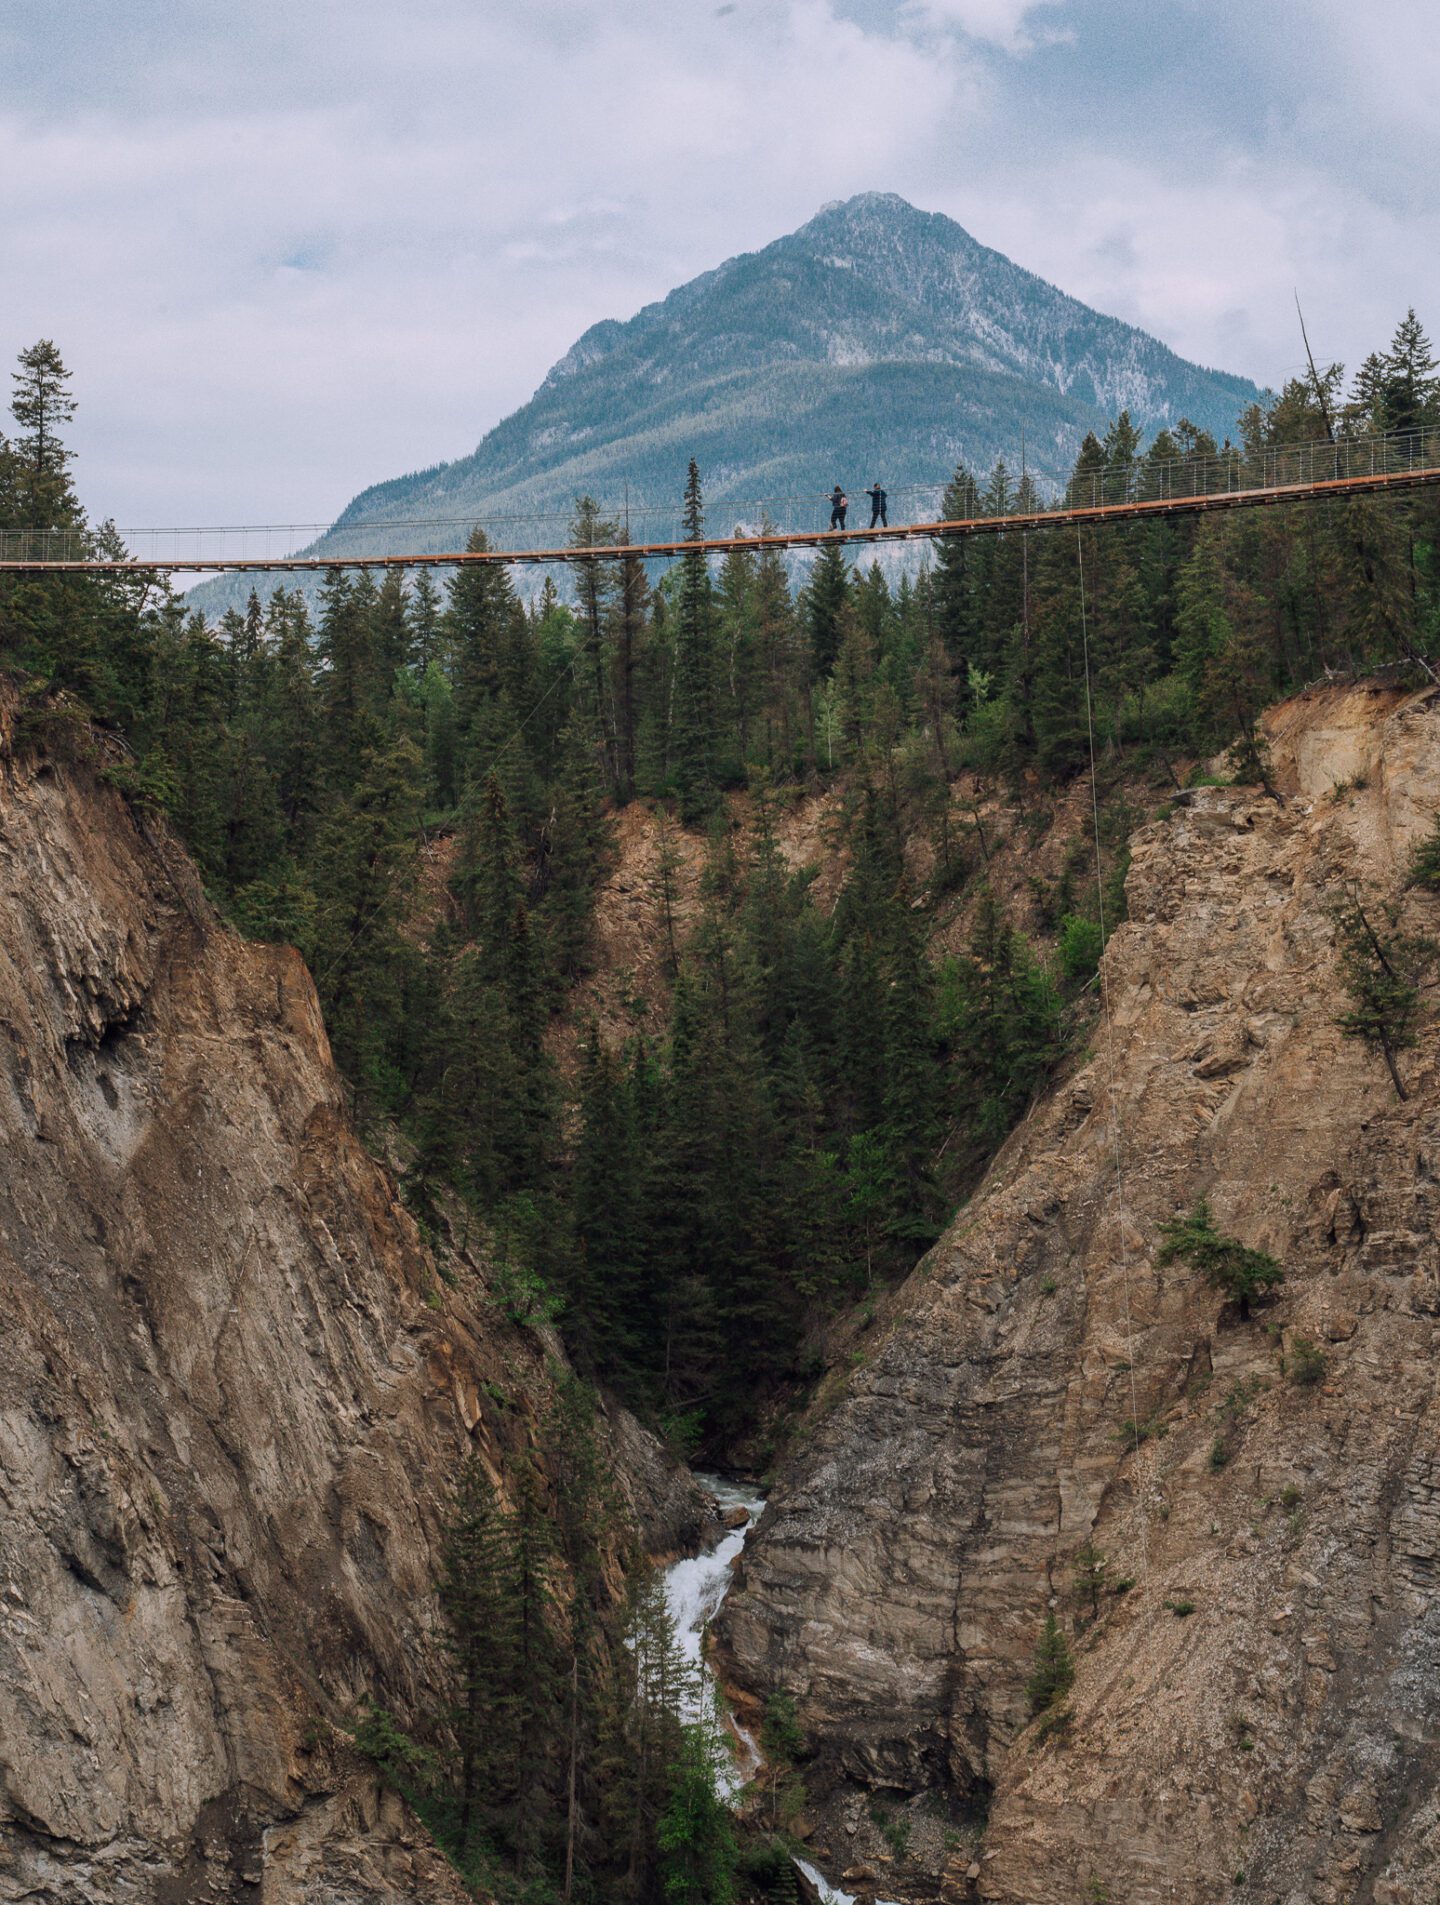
[3,431,1440,577]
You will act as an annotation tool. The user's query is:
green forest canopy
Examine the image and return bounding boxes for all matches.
[2,315,1439,1448]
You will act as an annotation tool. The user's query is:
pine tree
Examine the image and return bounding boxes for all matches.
[802,541,852,682]
[0,339,112,694]
[942,891,1063,1154]
[10,340,79,554]
[1025,1614,1074,1714]
[1071,1539,1109,1621]
[448,530,532,775]
[510,1460,567,1876]
[672,462,719,825]
[260,589,322,842]
[831,603,877,759]
[571,498,621,794]
[753,529,799,773]
[1331,887,1437,1101]
[373,567,414,681]
[307,732,426,1118]
[1156,1200,1283,1318]
[613,1569,695,1897]
[932,463,981,698]
[544,702,613,978]
[715,544,758,772]
[571,1026,649,1379]
[1103,410,1142,503]
[315,569,386,767]
[410,571,445,673]
[1380,309,1440,438]
[612,536,651,800]
[658,1724,737,1905]
[438,1456,521,1862]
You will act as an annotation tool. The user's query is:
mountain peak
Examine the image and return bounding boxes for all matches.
[813,190,920,220]
[292,194,1262,576]
[800,191,954,241]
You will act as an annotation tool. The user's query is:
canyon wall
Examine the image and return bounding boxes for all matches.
[0,692,698,1904]
[721,683,1440,1905]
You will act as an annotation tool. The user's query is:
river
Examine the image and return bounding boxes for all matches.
[659,1472,880,1905]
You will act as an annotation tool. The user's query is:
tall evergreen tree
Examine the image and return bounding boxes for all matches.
[672,461,719,824]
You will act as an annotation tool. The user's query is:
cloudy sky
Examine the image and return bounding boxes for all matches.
[3,0,1436,530]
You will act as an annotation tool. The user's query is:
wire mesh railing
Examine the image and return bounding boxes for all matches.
[3,427,1440,571]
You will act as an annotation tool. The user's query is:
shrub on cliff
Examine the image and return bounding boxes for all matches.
[1332,887,1437,1101]
[1025,1614,1075,1714]
[1070,1539,1109,1620]
[1407,818,1440,892]
[1156,1201,1283,1319]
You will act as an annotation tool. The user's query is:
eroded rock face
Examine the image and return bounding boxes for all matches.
[0,698,695,1903]
[719,683,1440,1903]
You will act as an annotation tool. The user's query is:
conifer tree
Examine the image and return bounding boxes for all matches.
[410,571,445,673]
[510,1460,566,1875]
[672,462,719,824]
[1025,1613,1074,1714]
[1332,887,1437,1101]
[438,1456,521,1862]
[932,463,981,696]
[571,498,621,793]
[545,702,613,978]
[315,569,386,767]
[448,530,531,774]
[802,541,852,683]
[571,1026,649,1377]
[0,339,108,692]
[658,1724,737,1905]
[613,536,651,800]
[1156,1200,1283,1318]
[752,527,799,772]
[260,589,322,841]
[308,731,426,1118]
[10,340,79,553]
[1380,309,1440,437]
[716,543,758,772]
[614,1569,696,1896]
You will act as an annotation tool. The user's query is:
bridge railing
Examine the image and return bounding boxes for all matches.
[3,427,1439,569]
[1059,426,1440,513]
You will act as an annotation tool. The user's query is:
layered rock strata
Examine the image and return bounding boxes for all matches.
[0,693,698,1903]
[721,683,1440,1905]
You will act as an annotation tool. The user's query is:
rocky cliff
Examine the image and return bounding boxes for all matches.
[0,687,702,1904]
[719,682,1440,1905]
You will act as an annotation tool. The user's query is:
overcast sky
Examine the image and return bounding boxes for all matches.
[4,0,1436,529]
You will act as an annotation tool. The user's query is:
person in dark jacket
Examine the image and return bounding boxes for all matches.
[829,485,848,531]
[866,482,888,528]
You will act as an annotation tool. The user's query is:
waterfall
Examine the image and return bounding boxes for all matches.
[659,1470,766,1797]
[658,1474,900,1905]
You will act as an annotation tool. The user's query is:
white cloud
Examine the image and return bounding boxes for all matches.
[898,0,1069,52]
[940,145,1440,402]
[1,0,978,523]
[1,0,1436,527]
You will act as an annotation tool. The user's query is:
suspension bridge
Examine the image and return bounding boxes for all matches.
[2,428,1439,576]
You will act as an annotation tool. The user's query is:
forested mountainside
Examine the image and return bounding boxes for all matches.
[1,305,1439,1903]
[261,194,1261,569]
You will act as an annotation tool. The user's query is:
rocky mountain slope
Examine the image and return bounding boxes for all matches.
[718,681,1440,1905]
[218,194,1259,582]
[0,685,702,1904]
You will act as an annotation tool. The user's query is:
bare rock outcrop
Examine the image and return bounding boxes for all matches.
[719,683,1440,1903]
[0,692,697,1902]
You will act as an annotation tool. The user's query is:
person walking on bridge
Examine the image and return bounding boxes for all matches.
[866,481,888,528]
[829,485,848,531]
